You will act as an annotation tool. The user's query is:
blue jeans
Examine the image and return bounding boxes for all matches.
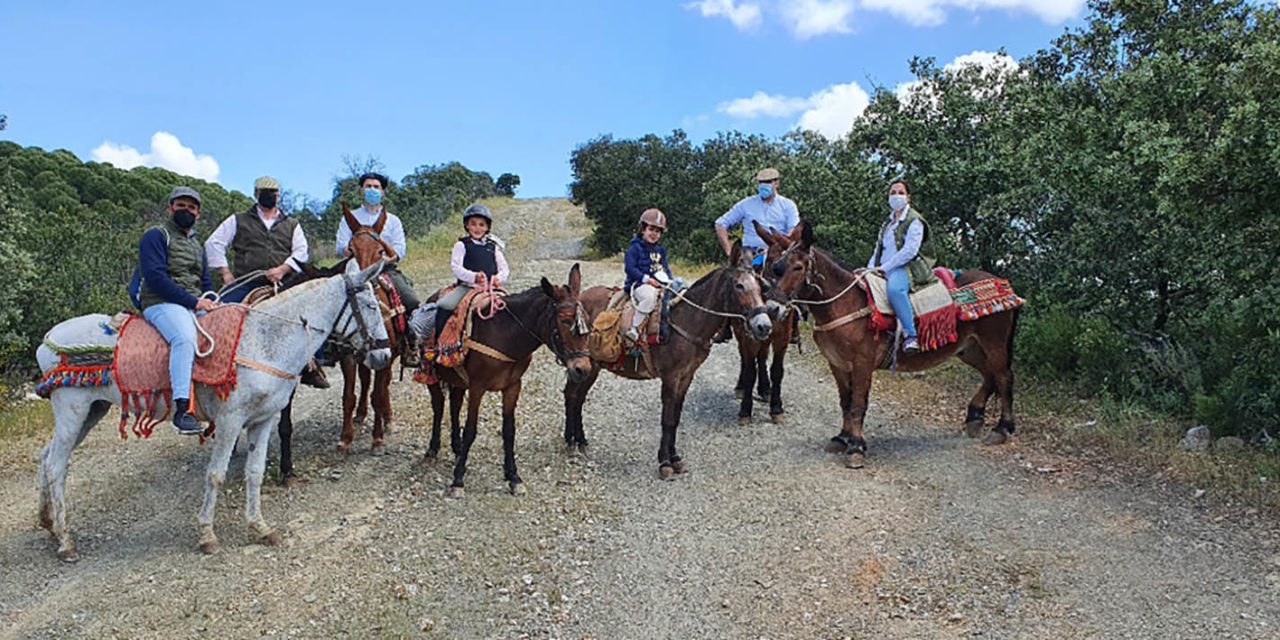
[885,268,917,338]
[143,303,197,399]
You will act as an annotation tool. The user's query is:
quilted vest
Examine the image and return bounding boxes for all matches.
[232,207,297,274]
[138,219,205,309]
[872,207,938,291]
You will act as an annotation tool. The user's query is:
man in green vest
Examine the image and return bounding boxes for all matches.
[866,179,937,353]
[205,176,328,388]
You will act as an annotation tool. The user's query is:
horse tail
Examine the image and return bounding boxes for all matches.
[1005,305,1020,369]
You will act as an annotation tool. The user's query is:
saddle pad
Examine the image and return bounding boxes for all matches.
[435,288,506,367]
[952,278,1024,321]
[861,274,959,351]
[113,306,249,400]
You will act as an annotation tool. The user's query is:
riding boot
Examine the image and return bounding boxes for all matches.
[300,358,330,389]
[402,332,422,368]
[713,319,732,344]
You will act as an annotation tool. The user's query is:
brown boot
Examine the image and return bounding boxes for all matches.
[300,358,330,389]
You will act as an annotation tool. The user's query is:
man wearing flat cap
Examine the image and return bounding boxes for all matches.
[205,176,328,387]
[137,186,216,435]
[713,167,801,342]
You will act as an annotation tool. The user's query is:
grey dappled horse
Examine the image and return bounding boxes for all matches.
[34,259,392,561]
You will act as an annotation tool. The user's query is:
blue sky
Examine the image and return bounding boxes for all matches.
[0,1,1086,200]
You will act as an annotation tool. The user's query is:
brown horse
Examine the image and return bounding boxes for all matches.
[732,252,795,425]
[762,220,1020,469]
[562,242,774,478]
[337,203,405,455]
[425,264,592,497]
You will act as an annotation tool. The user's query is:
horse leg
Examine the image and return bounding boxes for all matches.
[449,389,485,497]
[448,386,466,457]
[41,394,107,562]
[338,358,358,454]
[842,369,874,468]
[956,340,995,438]
[737,343,755,425]
[370,368,391,455]
[426,382,445,459]
[563,369,599,453]
[198,417,243,554]
[356,364,372,427]
[755,346,770,401]
[658,373,692,479]
[244,416,282,546]
[668,377,692,475]
[278,390,298,486]
[501,380,525,495]
[768,333,787,422]
[978,336,1016,446]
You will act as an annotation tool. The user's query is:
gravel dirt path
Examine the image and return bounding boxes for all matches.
[2,199,1278,639]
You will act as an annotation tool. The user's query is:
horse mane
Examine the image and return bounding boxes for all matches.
[813,247,861,276]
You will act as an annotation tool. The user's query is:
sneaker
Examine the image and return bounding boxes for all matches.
[300,360,330,389]
[902,336,920,353]
[624,327,640,343]
[172,399,202,436]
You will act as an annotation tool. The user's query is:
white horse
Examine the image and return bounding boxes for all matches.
[34,259,393,561]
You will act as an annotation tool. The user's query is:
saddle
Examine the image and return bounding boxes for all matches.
[112,306,249,438]
[859,269,959,352]
[428,286,505,369]
[587,287,671,375]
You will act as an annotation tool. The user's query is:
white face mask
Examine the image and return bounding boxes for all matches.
[889,194,908,212]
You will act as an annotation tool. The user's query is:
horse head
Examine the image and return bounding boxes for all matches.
[538,263,592,383]
[758,219,811,298]
[335,259,394,370]
[343,201,399,267]
[726,240,773,341]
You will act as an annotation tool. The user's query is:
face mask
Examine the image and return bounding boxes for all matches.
[758,183,774,199]
[172,208,197,230]
[257,191,278,209]
[889,194,908,211]
[364,187,383,206]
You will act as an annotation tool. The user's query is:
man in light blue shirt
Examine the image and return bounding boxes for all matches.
[713,167,801,343]
[714,167,800,260]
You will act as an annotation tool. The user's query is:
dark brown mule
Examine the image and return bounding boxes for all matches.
[337,203,404,455]
[762,220,1020,469]
[562,242,774,478]
[425,264,592,497]
[733,233,796,424]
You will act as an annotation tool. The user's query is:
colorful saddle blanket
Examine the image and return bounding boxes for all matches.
[861,273,960,351]
[429,286,505,368]
[951,277,1024,321]
[112,306,249,437]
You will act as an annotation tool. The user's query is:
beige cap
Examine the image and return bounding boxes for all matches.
[754,167,780,181]
[639,208,667,230]
[254,175,280,191]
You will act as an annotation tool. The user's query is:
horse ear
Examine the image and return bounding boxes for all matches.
[752,221,774,247]
[729,240,743,267]
[373,210,388,234]
[540,276,556,298]
[568,263,582,297]
[800,220,814,249]
[354,258,382,284]
[342,201,360,234]
[787,223,803,245]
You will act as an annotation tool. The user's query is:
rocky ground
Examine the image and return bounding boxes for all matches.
[2,199,1278,639]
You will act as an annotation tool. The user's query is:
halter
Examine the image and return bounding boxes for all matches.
[325,274,392,356]
[663,266,770,322]
[504,298,590,367]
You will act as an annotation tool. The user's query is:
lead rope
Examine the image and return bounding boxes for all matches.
[475,277,509,320]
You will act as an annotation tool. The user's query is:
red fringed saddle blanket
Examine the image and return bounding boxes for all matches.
[426,286,504,369]
[951,277,1024,321]
[376,273,407,337]
[112,306,249,438]
[860,269,1025,352]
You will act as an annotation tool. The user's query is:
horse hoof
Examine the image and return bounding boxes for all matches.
[964,420,984,439]
[754,393,768,402]
[734,389,745,400]
[282,475,304,489]
[355,413,368,426]
[844,452,867,469]
[737,415,752,426]
[983,430,1009,446]
[198,536,220,555]
[672,459,687,474]
[824,439,847,454]
[424,449,439,460]
[370,441,387,456]
[57,545,79,563]
[770,413,786,424]
[659,465,676,480]
[38,513,53,532]
[336,442,352,455]
[448,485,465,499]
[509,482,526,496]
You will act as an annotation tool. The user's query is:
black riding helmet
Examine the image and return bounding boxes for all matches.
[462,203,493,225]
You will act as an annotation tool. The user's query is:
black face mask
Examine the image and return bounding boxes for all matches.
[172,208,197,230]
[257,191,278,209]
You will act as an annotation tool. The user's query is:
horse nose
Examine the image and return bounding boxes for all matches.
[751,315,772,340]
[771,260,786,277]
[568,358,592,383]
[365,349,392,370]
[765,300,786,323]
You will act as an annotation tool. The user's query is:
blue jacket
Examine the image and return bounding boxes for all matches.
[624,236,671,292]
[139,226,212,309]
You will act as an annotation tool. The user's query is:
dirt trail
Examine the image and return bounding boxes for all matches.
[2,198,1279,639]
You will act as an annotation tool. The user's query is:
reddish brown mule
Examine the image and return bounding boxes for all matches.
[562,242,774,478]
[337,203,404,455]
[762,220,1020,469]
[425,264,592,497]
[732,252,795,425]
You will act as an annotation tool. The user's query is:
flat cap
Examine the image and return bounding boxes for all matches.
[755,167,781,181]
[254,175,280,191]
[168,186,202,206]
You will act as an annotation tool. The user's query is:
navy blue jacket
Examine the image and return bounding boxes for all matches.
[139,227,212,309]
[624,236,671,292]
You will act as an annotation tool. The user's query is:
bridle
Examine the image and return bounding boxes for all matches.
[326,273,393,356]
[505,298,590,367]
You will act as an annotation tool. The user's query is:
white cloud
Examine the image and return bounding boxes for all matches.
[896,50,1021,105]
[859,0,1084,27]
[684,0,763,31]
[796,81,870,138]
[779,0,855,39]
[91,132,220,182]
[718,91,812,118]
[718,80,871,139]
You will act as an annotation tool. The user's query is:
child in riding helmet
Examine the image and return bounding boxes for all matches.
[624,208,674,342]
[433,203,509,327]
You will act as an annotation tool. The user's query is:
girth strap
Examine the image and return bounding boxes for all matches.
[463,338,517,362]
[812,306,874,333]
[235,355,298,379]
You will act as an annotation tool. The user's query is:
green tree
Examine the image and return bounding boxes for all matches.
[495,173,521,197]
